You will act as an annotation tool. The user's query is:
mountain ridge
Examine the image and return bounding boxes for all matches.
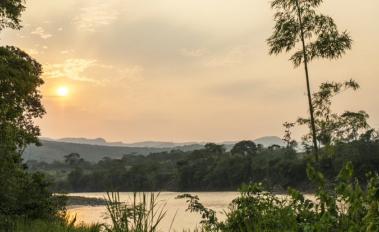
[25,136,285,163]
[39,136,284,148]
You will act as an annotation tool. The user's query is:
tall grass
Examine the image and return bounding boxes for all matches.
[104,192,171,232]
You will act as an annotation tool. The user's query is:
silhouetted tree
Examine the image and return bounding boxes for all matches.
[298,80,370,147]
[231,140,258,156]
[268,144,281,151]
[283,122,297,148]
[64,153,84,166]
[268,0,352,160]
[204,143,225,154]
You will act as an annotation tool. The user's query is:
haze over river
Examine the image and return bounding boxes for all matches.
[68,192,239,231]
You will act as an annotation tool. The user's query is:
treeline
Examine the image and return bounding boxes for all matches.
[27,137,379,193]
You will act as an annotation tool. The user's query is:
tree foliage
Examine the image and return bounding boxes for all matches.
[27,137,379,193]
[231,140,257,156]
[183,162,379,232]
[298,80,370,148]
[0,46,45,153]
[283,122,297,148]
[0,1,64,226]
[268,0,352,66]
[0,0,25,31]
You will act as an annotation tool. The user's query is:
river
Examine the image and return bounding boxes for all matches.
[67,192,239,231]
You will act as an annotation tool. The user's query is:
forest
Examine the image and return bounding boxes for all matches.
[28,137,379,193]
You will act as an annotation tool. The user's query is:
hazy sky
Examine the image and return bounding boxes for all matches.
[1,0,378,142]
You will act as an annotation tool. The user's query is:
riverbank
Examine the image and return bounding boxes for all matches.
[66,196,108,206]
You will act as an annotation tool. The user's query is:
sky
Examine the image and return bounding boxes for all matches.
[1,0,378,143]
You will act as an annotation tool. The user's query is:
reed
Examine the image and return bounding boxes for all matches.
[104,192,170,232]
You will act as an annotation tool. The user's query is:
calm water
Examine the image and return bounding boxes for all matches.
[68,192,316,231]
[67,192,238,231]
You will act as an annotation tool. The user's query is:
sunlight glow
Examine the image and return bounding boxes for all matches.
[57,86,69,97]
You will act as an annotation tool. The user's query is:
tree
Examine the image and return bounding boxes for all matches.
[0,46,45,154]
[283,122,297,148]
[231,140,258,156]
[0,0,26,31]
[268,0,352,160]
[204,143,225,154]
[64,153,83,166]
[0,1,62,223]
[297,80,370,147]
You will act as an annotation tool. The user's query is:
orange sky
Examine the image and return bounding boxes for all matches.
[1,0,378,142]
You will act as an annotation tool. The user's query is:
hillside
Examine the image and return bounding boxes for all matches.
[23,136,284,163]
[23,140,203,163]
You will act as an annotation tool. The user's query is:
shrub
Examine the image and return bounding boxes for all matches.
[181,161,379,232]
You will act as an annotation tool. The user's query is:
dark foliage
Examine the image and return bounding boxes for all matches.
[27,138,379,193]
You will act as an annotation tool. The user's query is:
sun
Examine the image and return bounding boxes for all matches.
[57,86,69,97]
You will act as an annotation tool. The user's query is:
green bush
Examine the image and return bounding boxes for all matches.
[181,162,379,232]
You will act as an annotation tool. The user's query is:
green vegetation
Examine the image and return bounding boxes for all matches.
[29,135,379,193]
[103,192,169,232]
[23,139,203,163]
[268,0,352,158]
[0,1,88,231]
[180,161,379,232]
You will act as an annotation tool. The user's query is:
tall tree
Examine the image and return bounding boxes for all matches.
[0,46,45,154]
[267,0,352,160]
[0,1,62,222]
[0,1,35,155]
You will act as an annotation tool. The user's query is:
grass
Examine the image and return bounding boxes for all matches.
[103,192,171,232]
[11,219,103,232]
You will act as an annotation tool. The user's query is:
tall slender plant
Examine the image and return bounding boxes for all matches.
[267,0,352,160]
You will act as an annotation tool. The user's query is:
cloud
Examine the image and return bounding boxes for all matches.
[205,47,248,67]
[44,58,143,84]
[180,48,207,57]
[31,27,53,39]
[44,59,97,82]
[206,79,266,98]
[60,49,74,55]
[25,48,40,56]
[74,3,119,32]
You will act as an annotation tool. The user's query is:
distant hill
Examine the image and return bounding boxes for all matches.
[24,136,284,163]
[254,136,285,147]
[43,137,200,148]
[23,140,203,163]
